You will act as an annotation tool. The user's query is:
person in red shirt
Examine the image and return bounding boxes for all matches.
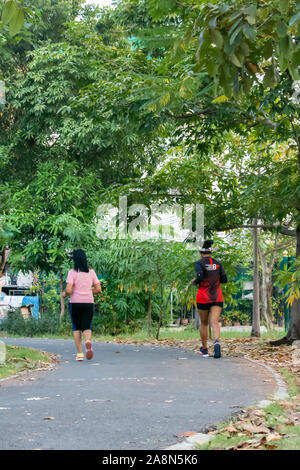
[191,240,227,358]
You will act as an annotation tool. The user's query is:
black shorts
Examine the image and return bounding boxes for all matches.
[69,303,94,332]
[197,302,223,310]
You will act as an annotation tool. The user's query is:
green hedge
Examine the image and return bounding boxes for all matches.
[1,309,72,336]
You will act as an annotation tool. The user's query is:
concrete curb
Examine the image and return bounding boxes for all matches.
[163,357,289,450]
[243,357,289,402]
[164,433,214,450]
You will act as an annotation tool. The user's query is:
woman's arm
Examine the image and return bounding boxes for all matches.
[219,264,227,283]
[92,282,102,295]
[62,283,73,298]
[192,261,204,285]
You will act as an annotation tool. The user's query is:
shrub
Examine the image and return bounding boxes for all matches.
[1,308,68,336]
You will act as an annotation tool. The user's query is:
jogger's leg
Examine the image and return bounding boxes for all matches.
[83,329,92,343]
[209,306,222,341]
[210,306,222,358]
[73,330,83,354]
[198,309,209,349]
[83,329,93,360]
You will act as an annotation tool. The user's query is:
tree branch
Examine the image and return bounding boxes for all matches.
[166,108,216,119]
[221,224,296,236]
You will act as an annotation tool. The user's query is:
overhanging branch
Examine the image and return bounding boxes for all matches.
[220,224,296,236]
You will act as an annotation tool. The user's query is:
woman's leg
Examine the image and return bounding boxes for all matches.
[83,329,93,360]
[73,330,83,354]
[198,309,209,349]
[83,329,92,342]
[209,306,222,341]
[210,305,222,358]
[82,305,94,360]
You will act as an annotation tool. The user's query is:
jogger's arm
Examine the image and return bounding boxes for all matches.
[92,282,102,295]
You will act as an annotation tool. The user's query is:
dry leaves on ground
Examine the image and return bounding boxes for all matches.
[176,431,197,438]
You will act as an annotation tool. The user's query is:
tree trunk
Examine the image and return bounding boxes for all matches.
[283,136,300,340]
[147,291,152,336]
[270,133,300,344]
[258,243,272,329]
[251,219,260,337]
[194,309,200,330]
[266,268,273,321]
[285,225,300,340]
[59,268,65,322]
[271,225,300,345]
[0,247,8,278]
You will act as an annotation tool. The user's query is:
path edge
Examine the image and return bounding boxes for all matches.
[163,357,289,451]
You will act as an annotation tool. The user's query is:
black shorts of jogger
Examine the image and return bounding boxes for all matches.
[69,303,94,332]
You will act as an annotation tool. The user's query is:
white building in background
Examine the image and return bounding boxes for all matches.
[2,269,34,294]
[0,268,39,321]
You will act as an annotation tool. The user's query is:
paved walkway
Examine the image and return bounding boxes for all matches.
[0,338,276,450]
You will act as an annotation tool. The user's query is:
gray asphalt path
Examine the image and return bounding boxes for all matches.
[0,337,276,450]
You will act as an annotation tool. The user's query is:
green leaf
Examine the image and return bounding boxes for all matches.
[243,5,257,18]
[206,57,218,76]
[242,23,256,42]
[263,68,275,88]
[276,21,288,38]
[262,40,273,59]
[229,53,242,67]
[279,35,290,58]
[228,18,242,36]
[292,48,300,69]
[1,0,17,24]
[229,25,243,45]
[210,28,224,48]
[245,15,256,25]
[288,64,300,81]
[9,8,24,36]
[278,0,289,15]
[241,74,252,95]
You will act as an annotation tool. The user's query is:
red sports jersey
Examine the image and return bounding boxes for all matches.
[194,257,227,304]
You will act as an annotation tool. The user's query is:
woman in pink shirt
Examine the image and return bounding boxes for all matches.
[62,249,102,361]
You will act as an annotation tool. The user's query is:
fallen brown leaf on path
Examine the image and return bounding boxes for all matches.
[288,411,300,424]
[263,443,278,450]
[266,433,284,442]
[225,423,238,434]
[227,439,257,450]
[280,401,295,409]
[176,431,197,438]
[237,422,271,434]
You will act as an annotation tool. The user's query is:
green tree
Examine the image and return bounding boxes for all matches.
[104,0,300,340]
[4,160,102,319]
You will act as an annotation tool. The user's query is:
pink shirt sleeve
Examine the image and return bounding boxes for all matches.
[66,270,75,284]
[91,269,100,285]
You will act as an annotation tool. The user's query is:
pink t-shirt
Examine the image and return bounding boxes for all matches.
[66,269,100,303]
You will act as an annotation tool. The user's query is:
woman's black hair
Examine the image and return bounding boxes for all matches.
[73,249,89,273]
[199,239,214,253]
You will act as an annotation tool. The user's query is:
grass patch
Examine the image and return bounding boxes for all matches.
[279,368,300,397]
[91,327,285,342]
[196,378,300,450]
[0,326,285,342]
[197,401,299,450]
[0,344,54,380]
[273,425,300,450]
